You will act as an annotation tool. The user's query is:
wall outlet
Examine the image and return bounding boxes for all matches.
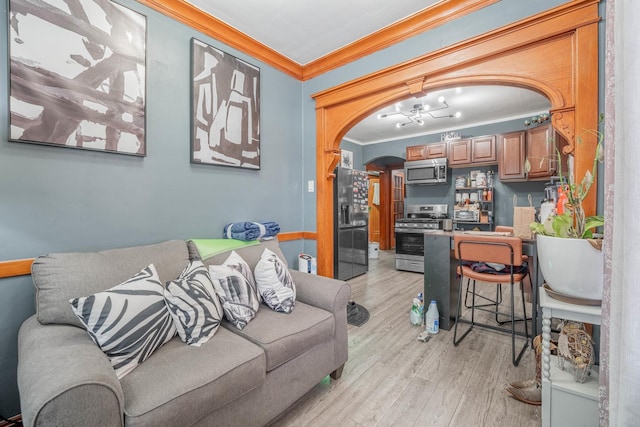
[307,180,315,192]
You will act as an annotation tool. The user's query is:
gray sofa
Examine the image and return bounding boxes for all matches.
[18,239,350,426]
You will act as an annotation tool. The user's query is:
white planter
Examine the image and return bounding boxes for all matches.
[537,234,604,300]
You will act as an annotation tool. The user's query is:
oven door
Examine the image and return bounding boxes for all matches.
[395,228,425,272]
[395,229,425,256]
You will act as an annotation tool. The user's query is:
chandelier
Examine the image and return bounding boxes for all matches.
[377,96,461,128]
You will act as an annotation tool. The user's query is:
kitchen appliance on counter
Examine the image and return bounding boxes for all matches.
[334,167,369,280]
[395,204,448,273]
[404,158,448,185]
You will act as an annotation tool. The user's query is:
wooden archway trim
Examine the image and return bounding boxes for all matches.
[313,0,600,277]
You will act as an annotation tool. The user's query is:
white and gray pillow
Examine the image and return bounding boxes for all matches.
[164,260,223,346]
[223,251,261,303]
[69,264,176,379]
[208,265,260,330]
[254,248,296,313]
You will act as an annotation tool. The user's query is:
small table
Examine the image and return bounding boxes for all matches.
[540,287,601,427]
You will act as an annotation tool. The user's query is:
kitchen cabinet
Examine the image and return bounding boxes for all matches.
[541,287,601,427]
[406,142,447,161]
[448,136,497,168]
[406,144,428,161]
[499,124,568,182]
[471,135,497,164]
[498,131,526,180]
[425,142,447,159]
[448,139,472,165]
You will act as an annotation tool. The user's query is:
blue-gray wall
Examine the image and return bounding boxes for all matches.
[0,0,305,416]
[0,0,604,417]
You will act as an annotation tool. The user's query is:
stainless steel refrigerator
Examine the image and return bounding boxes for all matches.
[334,167,369,280]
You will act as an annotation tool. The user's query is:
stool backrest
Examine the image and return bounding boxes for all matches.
[454,234,523,266]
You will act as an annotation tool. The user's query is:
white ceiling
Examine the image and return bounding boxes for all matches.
[185,1,552,144]
[186,0,441,65]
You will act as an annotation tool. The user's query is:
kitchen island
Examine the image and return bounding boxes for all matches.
[422,230,540,334]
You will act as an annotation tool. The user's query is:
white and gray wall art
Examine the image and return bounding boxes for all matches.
[191,38,260,169]
[8,0,146,155]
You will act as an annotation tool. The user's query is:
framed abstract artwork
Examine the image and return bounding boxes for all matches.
[8,0,147,156]
[191,38,261,169]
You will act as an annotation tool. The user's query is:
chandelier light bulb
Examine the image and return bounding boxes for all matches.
[455,112,462,118]
[438,96,445,103]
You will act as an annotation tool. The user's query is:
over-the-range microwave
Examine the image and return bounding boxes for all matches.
[404,158,448,185]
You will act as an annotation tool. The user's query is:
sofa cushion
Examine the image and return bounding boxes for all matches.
[33,240,189,327]
[164,260,224,346]
[69,264,177,379]
[223,301,334,371]
[120,327,265,427]
[254,248,296,313]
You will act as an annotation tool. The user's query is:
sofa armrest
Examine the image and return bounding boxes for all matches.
[289,270,351,314]
[289,270,351,374]
[18,316,125,427]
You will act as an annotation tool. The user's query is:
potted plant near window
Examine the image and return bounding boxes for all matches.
[530,126,605,301]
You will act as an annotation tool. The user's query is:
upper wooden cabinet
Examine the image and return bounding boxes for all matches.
[448,135,497,168]
[406,144,428,161]
[448,139,471,165]
[425,142,447,159]
[498,131,526,181]
[406,142,447,161]
[471,135,497,164]
[499,124,568,182]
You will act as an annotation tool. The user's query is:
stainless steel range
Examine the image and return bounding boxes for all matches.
[395,204,448,273]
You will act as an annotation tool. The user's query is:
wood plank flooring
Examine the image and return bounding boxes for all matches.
[270,250,541,427]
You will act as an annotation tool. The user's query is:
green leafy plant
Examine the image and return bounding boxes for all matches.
[530,118,605,240]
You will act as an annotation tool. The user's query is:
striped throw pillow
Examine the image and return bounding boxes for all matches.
[254,248,296,313]
[223,251,261,302]
[164,260,223,346]
[208,264,260,330]
[69,264,176,379]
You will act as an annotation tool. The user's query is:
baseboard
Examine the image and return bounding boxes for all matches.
[0,414,22,427]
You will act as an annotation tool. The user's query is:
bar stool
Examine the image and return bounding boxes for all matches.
[453,234,531,366]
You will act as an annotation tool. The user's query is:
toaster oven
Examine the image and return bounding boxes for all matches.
[454,209,480,222]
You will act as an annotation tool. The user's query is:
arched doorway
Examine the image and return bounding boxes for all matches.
[312,1,600,277]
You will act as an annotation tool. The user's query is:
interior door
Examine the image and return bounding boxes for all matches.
[391,170,405,249]
[368,175,381,244]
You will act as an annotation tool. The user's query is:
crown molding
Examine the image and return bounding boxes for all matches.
[138,0,496,81]
[302,0,498,80]
[136,0,304,79]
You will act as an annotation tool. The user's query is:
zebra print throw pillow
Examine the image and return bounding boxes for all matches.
[254,248,296,314]
[208,265,260,330]
[69,264,176,379]
[223,251,261,302]
[164,260,223,346]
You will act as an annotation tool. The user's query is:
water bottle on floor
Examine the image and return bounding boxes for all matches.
[426,300,439,334]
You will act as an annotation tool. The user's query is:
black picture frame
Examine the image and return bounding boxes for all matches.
[8,0,147,156]
[191,38,261,169]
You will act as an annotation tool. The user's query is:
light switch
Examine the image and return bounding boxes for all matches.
[307,180,315,192]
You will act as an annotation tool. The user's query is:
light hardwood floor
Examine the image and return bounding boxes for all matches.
[271,250,541,427]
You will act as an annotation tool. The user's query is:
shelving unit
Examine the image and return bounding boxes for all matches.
[541,287,601,427]
[453,185,494,231]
